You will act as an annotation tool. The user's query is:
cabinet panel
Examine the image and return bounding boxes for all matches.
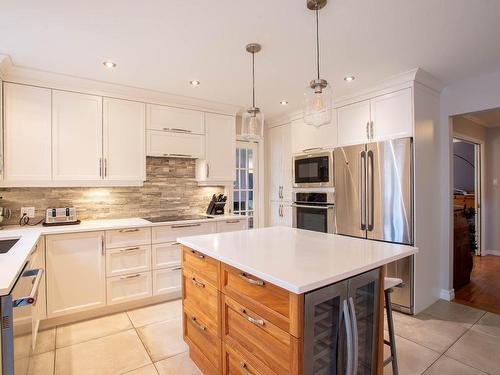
[270,201,292,227]
[105,245,151,277]
[215,219,247,233]
[52,90,103,181]
[337,100,371,146]
[268,124,292,202]
[152,242,181,269]
[3,83,52,181]
[46,232,106,317]
[370,88,413,141]
[182,267,219,323]
[146,130,204,159]
[153,267,182,296]
[182,247,219,288]
[106,272,152,305]
[106,227,151,249]
[103,98,146,181]
[152,222,216,244]
[146,104,204,134]
[290,116,337,155]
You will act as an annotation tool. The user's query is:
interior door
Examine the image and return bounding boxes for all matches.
[334,144,367,238]
[366,138,413,244]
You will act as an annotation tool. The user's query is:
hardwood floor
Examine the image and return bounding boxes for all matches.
[454,255,500,314]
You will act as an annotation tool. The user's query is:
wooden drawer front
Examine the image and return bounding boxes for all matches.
[222,264,291,333]
[106,245,151,277]
[152,222,216,244]
[106,272,152,305]
[106,227,151,249]
[183,306,221,371]
[222,296,297,375]
[182,268,219,323]
[223,343,277,375]
[216,219,248,233]
[152,242,181,269]
[182,247,219,287]
[153,267,182,296]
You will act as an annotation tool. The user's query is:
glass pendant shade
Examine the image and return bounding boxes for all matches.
[241,108,264,141]
[303,82,332,127]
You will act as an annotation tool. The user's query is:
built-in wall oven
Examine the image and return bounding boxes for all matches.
[292,191,335,233]
[293,150,334,188]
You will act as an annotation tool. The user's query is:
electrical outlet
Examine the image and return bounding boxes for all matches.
[20,207,35,218]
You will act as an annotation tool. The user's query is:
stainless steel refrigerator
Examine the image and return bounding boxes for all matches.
[334,137,414,313]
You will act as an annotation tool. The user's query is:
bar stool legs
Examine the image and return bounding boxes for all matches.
[384,287,399,375]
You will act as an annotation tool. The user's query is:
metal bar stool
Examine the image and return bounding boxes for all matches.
[384,277,404,375]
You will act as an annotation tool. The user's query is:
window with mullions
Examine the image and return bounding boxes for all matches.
[233,143,257,228]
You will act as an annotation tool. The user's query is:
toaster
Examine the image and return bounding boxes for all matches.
[45,207,79,225]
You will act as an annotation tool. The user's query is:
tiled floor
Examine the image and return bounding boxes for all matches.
[29,299,500,374]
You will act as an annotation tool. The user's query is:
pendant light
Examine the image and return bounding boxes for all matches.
[303,0,332,127]
[241,43,264,141]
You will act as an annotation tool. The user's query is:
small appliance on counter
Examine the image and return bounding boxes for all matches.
[206,194,227,215]
[43,207,81,226]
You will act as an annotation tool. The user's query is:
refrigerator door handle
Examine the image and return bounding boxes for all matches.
[359,151,366,230]
[343,299,354,375]
[367,150,374,231]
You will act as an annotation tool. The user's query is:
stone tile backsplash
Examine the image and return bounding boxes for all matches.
[0,157,224,225]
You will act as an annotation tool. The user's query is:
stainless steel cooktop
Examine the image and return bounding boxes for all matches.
[143,215,212,223]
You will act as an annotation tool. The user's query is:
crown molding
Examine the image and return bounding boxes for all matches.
[0,54,13,79]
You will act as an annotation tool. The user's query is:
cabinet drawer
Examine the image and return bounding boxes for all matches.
[182,247,219,287]
[222,296,298,375]
[223,343,277,375]
[106,245,151,277]
[146,104,205,134]
[182,268,219,324]
[215,219,247,233]
[153,267,182,296]
[152,222,216,244]
[106,227,151,249]
[106,272,152,305]
[221,264,293,334]
[152,242,181,269]
[183,306,221,372]
[146,130,204,159]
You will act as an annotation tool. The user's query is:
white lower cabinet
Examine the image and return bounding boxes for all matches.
[106,245,151,277]
[153,268,182,296]
[216,219,247,232]
[46,232,106,317]
[269,201,292,227]
[152,242,181,270]
[152,222,216,243]
[106,227,151,249]
[106,272,152,305]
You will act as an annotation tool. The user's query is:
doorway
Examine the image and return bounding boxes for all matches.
[233,141,259,228]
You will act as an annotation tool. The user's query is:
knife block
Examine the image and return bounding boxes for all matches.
[206,201,226,215]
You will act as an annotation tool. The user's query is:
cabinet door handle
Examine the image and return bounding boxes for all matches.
[119,246,141,252]
[101,236,105,256]
[239,273,265,286]
[239,308,265,326]
[167,153,192,158]
[190,250,205,259]
[168,241,181,246]
[349,297,359,374]
[190,316,206,331]
[191,277,205,288]
[366,122,370,140]
[99,158,103,177]
[118,228,140,233]
[302,147,322,153]
[206,163,210,178]
[370,121,374,139]
[239,362,253,375]
[120,273,142,280]
[104,158,108,177]
[162,127,192,134]
[170,266,182,271]
[172,223,201,228]
[343,299,354,375]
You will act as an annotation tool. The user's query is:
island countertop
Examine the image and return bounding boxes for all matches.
[177,226,418,294]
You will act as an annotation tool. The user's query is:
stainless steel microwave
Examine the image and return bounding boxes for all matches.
[293,150,334,188]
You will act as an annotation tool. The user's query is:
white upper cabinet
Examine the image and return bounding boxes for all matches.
[146,130,204,159]
[370,88,413,141]
[337,100,371,146]
[103,98,146,182]
[196,113,236,183]
[290,115,338,154]
[146,104,204,134]
[3,83,52,182]
[52,90,103,181]
[268,124,292,202]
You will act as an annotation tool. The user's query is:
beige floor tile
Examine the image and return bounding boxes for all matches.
[29,351,55,375]
[137,318,187,362]
[155,352,202,375]
[423,356,487,375]
[34,328,56,354]
[392,311,470,353]
[446,329,500,375]
[472,312,500,338]
[422,300,485,325]
[56,312,132,348]
[123,364,159,375]
[383,335,440,375]
[55,329,151,375]
[127,300,182,328]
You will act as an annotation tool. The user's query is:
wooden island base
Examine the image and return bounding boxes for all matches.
[181,245,385,375]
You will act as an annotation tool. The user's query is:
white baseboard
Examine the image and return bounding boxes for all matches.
[440,288,455,301]
[484,250,500,256]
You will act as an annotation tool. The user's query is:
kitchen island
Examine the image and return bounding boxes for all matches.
[178,226,417,375]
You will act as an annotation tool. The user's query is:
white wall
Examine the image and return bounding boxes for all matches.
[440,68,500,296]
[485,127,500,254]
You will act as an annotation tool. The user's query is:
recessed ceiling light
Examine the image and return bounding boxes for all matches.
[344,75,355,82]
[280,100,289,105]
[102,61,116,68]
[189,80,201,86]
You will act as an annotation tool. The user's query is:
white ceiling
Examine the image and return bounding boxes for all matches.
[463,108,500,128]
[1,0,500,119]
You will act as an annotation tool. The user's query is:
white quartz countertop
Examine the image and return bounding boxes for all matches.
[0,215,247,295]
[177,226,418,294]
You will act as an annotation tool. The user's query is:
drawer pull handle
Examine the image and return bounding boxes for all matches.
[172,223,202,228]
[239,362,253,375]
[170,266,182,271]
[190,316,206,332]
[169,242,181,246]
[225,220,241,224]
[191,277,205,288]
[239,308,265,326]
[190,250,205,259]
[120,247,140,252]
[118,228,140,233]
[120,274,142,280]
[239,273,264,286]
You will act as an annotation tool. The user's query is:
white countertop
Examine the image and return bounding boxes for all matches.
[0,215,246,295]
[178,226,418,294]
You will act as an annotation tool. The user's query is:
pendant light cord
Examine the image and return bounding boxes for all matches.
[316,7,320,80]
[252,51,256,108]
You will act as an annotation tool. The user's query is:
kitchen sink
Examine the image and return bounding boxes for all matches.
[0,238,20,254]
